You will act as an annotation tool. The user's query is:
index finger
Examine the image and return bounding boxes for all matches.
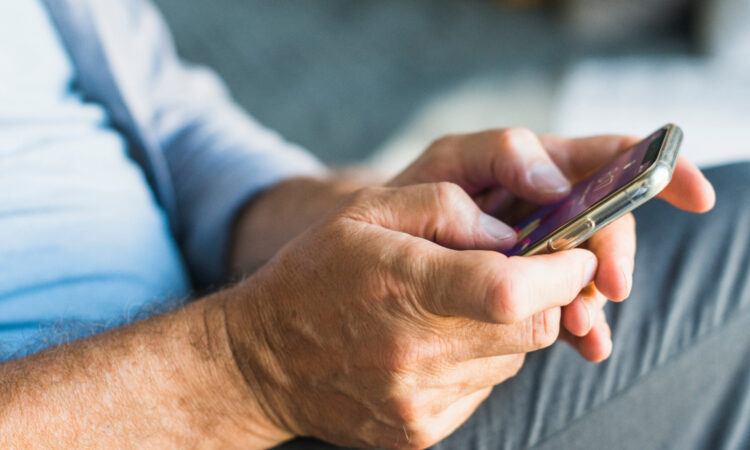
[422,247,597,324]
[657,156,715,213]
[584,213,636,302]
[539,135,640,182]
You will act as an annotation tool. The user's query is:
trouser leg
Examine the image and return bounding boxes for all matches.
[435,162,750,449]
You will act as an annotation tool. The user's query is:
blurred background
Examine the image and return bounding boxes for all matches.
[154,0,749,175]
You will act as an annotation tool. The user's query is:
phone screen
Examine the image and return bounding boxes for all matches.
[505,128,667,256]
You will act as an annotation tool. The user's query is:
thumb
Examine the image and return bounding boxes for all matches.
[460,128,572,204]
[392,128,572,205]
[344,183,517,251]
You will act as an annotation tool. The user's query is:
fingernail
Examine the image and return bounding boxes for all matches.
[620,258,633,296]
[585,300,595,331]
[528,163,571,194]
[479,212,516,242]
[583,258,597,286]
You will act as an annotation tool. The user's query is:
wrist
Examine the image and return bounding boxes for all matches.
[187,290,293,447]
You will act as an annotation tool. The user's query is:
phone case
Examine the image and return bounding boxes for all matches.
[520,124,682,256]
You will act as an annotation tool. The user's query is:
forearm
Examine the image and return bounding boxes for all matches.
[0,174,373,448]
[0,291,283,448]
[229,174,369,277]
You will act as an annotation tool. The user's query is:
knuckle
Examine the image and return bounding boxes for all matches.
[432,181,466,210]
[386,396,428,429]
[488,265,527,323]
[410,135,461,182]
[399,240,431,276]
[381,335,440,375]
[530,308,561,349]
[496,127,536,154]
[395,242,434,303]
[428,134,459,155]
[348,186,384,206]
[340,186,400,224]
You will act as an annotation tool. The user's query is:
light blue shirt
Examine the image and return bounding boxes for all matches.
[40,0,326,287]
[0,0,191,359]
[0,0,325,361]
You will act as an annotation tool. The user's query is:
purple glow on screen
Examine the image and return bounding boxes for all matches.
[505,129,666,256]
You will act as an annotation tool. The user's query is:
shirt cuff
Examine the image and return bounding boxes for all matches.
[181,147,325,289]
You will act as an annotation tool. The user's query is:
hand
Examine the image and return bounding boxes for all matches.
[390,128,716,362]
[224,183,598,448]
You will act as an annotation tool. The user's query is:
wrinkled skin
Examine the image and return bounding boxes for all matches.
[224,128,715,448]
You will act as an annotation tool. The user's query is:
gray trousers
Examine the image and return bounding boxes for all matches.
[280,162,750,450]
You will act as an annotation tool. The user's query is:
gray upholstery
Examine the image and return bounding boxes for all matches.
[153,0,689,163]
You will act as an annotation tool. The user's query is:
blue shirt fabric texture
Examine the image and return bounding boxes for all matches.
[0,0,324,360]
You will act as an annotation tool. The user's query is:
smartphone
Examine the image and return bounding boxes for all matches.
[506,124,682,256]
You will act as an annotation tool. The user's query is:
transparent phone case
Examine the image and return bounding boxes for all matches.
[520,124,682,256]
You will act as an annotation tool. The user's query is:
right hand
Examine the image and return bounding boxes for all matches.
[224,182,597,449]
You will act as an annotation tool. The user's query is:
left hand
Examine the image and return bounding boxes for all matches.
[389,128,715,363]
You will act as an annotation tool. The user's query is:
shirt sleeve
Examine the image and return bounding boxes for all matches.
[125,1,327,288]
